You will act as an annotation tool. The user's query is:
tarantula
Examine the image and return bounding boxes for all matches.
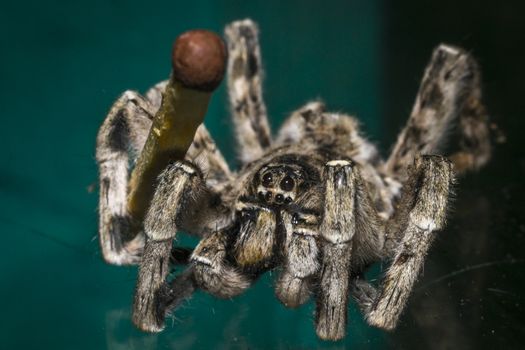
[96,19,491,341]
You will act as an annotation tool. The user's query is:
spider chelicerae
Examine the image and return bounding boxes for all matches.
[96,19,491,341]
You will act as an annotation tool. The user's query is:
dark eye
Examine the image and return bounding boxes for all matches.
[280,176,295,191]
[262,172,273,187]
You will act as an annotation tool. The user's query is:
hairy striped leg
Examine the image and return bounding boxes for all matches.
[100,82,233,329]
[275,211,320,308]
[225,19,272,163]
[385,44,491,180]
[315,160,357,341]
[315,160,385,340]
[365,156,453,330]
[96,91,154,265]
[97,81,232,266]
[132,161,225,332]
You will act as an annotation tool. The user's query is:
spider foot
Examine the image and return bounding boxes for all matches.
[132,239,172,332]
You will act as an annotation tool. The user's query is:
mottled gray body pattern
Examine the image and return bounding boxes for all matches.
[96,19,491,340]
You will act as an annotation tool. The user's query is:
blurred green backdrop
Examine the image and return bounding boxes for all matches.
[1,1,524,349]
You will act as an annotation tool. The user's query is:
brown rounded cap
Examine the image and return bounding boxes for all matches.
[171,29,227,92]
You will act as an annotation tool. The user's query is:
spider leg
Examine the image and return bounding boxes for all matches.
[448,90,491,174]
[385,45,490,179]
[150,225,256,329]
[315,160,357,341]
[366,155,453,330]
[97,81,232,265]
[96,91,155,265]
[315,160,384,341]
[275,211,320,308]
[132,161,227,332]
[225,19,272,163]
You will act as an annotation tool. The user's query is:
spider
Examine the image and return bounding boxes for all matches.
[96,19,491,341]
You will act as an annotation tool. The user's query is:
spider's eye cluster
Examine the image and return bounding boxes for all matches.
[262,172,273,187]
[257,168,299,206]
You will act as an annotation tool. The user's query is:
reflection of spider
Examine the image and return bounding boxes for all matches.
[96,19,491,340]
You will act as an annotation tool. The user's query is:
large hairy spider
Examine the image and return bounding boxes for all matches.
[96,19,491,340]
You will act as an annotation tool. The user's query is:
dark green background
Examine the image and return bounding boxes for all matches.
[1,1,524,349]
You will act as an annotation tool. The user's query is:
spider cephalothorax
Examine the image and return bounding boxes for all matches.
[96,19,491,340]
